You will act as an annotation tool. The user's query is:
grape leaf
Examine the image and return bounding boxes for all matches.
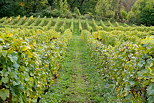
[147,83,154,96]
[0,88,10,101]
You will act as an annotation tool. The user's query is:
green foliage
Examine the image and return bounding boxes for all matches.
[59,0,69,14]
[0,88,10,101]
[128,0,154,25]
[79,0,98,14]
[120,9,128,20]
[95,0,129,21]
[147,83,154,103]
[73,7,81,18]
[0,0,140,24]
[47,0,72,18]
[86,22,92,32]
[0,17,72,102]
[0,0,24,17]
[0,15,154,102]
[95,0,115,20]
[82,21,154,102]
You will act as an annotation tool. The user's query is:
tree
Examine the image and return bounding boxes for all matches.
[140,1,154,25]
[128,0,154,25]
[0,0,23,17]
[95,0,118,20]
[47,0,54,7]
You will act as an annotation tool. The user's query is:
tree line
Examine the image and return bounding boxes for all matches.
[0,0,154,25]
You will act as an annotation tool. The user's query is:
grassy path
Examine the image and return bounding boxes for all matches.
[39,23,111,103]
[64,35,90,102]
[40,35,110,103]
[40,35,92,102]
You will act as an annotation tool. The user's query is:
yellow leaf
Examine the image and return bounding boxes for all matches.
[21,46,31,51]
[19,2,25,7]
[6,33,13,37]
[27,51,33,58]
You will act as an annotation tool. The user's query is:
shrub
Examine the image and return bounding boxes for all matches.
[128,0,154,26]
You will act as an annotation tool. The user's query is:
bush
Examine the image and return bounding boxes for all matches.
[80,12,94,19]
[50,9,62,17]
[120,9,128,21]
[72,7,81,18]
[128,0,154,26]
[61,10,73,18]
